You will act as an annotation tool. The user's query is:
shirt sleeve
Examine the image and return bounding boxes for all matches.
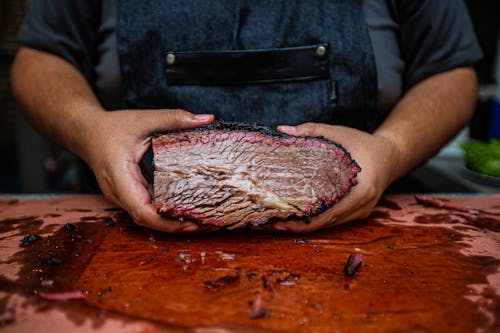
[18,0,101,85]
[395,0,483,90]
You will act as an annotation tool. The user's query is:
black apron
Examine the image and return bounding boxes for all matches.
[117,0,378,131]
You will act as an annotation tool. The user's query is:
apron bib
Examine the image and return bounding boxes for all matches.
[117,0,378,131]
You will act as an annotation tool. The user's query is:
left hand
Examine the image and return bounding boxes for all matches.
[272,122,401,233]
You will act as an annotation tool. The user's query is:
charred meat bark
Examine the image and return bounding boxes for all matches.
[152,122,360,229]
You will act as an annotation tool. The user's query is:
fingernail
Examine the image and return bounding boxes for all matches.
[182,224,198,232]
[277,125,296,134]
[194,114,213,121]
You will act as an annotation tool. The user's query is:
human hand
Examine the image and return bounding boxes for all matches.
[82,108,214,233]
[272,122,401,233]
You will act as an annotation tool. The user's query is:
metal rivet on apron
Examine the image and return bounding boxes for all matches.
[315,45,326,57]
[166,53,176,65]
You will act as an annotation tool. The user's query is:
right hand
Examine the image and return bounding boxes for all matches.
[271,122,399,233]
[81,108,214,233]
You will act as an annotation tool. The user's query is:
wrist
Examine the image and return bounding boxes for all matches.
[71,105,109,167]
[372,130,405,186]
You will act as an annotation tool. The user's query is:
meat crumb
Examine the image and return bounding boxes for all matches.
[276,276,296,286]
[63,223,75,231]
[415,195,479,215]
[344,253,363,277]
[39,291,86,301]
[41,251,62,266]
[139,257,156,266]
[203,275,240,290]
[249,294,269,319]
[105,217,115,227]
[262,276,275,292]
[215,251,235,260]
[176,251,193,263]
[20,234,41,247]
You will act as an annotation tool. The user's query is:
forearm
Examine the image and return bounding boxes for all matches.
[375,67,478,183]
[11,46,105,163]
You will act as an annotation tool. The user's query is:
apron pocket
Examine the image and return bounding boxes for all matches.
[165,44,329,85]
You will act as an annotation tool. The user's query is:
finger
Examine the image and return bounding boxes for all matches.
[278,122,324,137]
[132,203,199,233]
[112,161,199,233]
[276,125,297,136]
[273,217,335,234]
[273,205,338,233]
[332,207,372,226]
[293,122,322,136]
[312,191,378,228]
[321,200,374,228]
[138,109,214,135]
[273,185,365,233]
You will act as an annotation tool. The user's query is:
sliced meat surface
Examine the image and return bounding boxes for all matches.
[153,122,360,229]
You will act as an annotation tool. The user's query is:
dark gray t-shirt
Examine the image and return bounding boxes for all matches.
[19,0,483,116]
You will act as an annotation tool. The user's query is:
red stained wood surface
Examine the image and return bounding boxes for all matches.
[1,194,499,332]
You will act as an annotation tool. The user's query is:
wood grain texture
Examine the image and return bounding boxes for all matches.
[1,194,499,333]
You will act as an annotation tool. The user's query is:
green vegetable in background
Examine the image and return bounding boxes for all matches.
[461,140,500,177]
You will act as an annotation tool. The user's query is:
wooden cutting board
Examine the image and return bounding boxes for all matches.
[1,194,499,332]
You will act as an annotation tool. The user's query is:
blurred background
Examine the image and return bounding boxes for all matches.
[0,1,499,194]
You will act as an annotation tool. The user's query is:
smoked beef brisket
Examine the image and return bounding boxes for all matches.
[152,122,360,229]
